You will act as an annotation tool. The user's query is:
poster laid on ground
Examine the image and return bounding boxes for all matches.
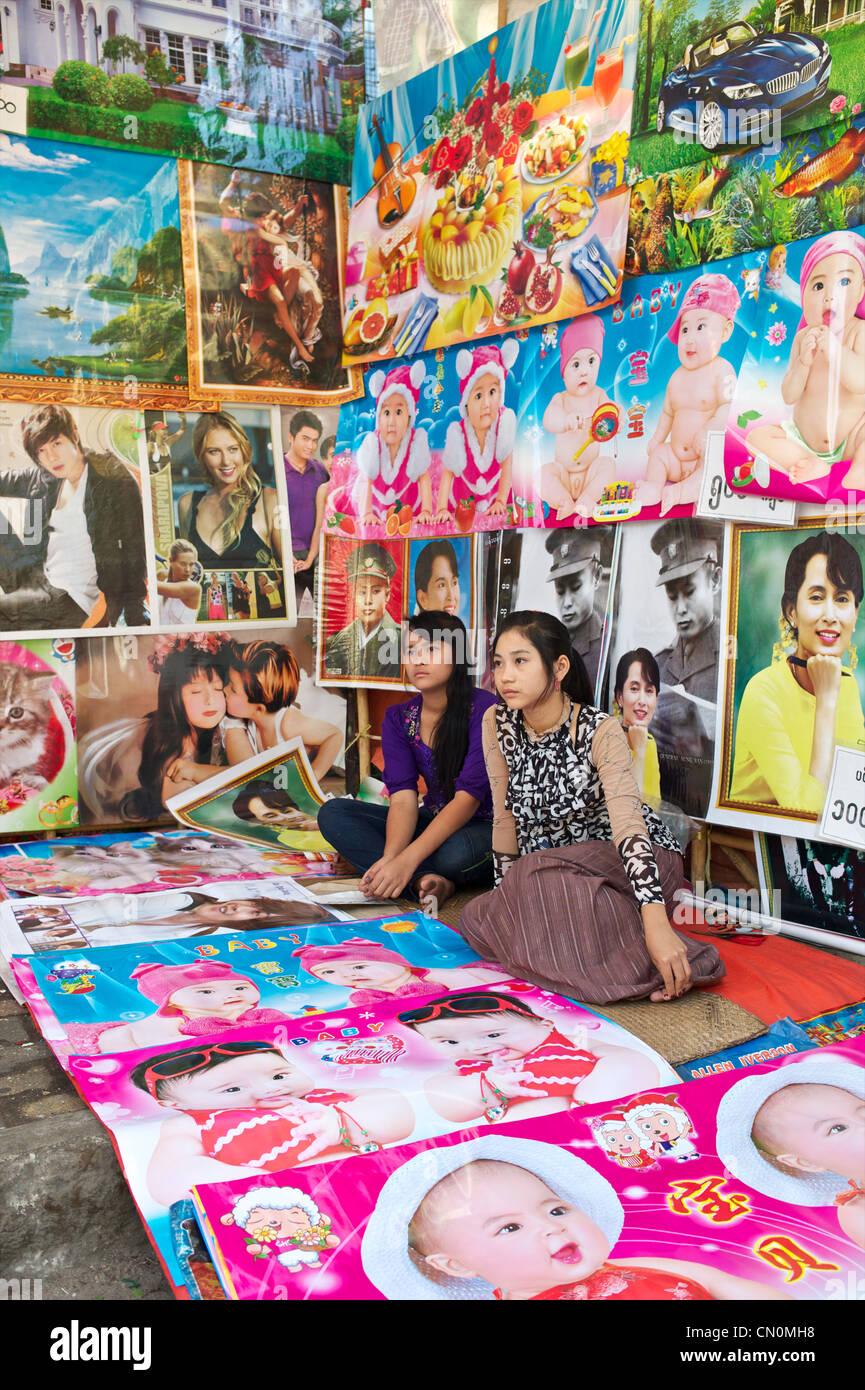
[324,252,762,540]
[709,516,865,840]
[756,832,865,953]
[0,136,189,407]
[74,626,345,828]
[189,1038,865,1300]
[0,401,151,638]
[724,224,865,505]
[179,162,361,406]
[630,0,865,176]
[0,2,366,182]
[146,406,295,630]
[167,739,334,855]
[0,874,342,958]
[0,637,76,834]
[11,911,512,1059]
[0,828,317,897]
[604,516,725,820]
[626,112,865,279]
[344,0,639,364]
[63,979,678,1295]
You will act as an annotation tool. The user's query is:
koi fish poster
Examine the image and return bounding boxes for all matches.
[324,251,761,538]
[630,0,865,176]
[344,0,639,364]
[189,1037,865,1300]
[724,225,865,504]
[64,980,677,1295]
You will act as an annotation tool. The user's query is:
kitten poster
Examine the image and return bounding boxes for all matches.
[0,638,77,836]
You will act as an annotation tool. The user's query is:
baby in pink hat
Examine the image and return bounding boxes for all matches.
[292,936,509,1005]
[636,272,740,515]
[62,959,292,1055]
[540,314,618,520]
[746,230,865,490]
[436,340,519,524]
[355,362,434,524]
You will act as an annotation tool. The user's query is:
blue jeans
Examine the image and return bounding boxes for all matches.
[317,798,493,898]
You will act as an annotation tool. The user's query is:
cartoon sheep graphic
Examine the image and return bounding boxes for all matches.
[220,1185,341,1273]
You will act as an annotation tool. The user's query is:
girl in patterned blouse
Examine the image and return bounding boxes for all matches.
[460,612,724,1006]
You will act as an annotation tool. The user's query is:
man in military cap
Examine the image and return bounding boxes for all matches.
[651,518,722,700]
[545,528,608,694]
[325,542,402,680]
[649,518,722,816]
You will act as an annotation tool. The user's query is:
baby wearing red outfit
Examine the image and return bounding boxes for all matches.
[397,991,662,1125]
[360,1135,791,1302]
[132,1040,414,1209]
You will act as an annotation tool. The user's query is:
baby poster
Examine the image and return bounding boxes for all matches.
[65,980,678,1295]
[0,639,77,837]
[724,226,865,504]
[324,251,763,539]
[709,516,865,841]
[189,1037,865,1300]
[344,0,638,364]
[0,829,313,899]
[0,875,344,959]
[13,912,508,1061]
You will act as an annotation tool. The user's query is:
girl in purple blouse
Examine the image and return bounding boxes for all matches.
[317,612,495,911]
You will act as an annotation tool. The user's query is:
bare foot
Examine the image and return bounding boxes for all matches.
[415,872,455,915]
[648,984,693,1003]
[788,455,832,484]
[841,460,865,490]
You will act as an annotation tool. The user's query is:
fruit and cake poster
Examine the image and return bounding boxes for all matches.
[64,979,677,1295]
[343,0,639,365]
[723,225,865,505]
[189,1039,865,1301]
[324,252,762,539]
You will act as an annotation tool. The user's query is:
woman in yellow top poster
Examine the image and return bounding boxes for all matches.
[731,531,864,814]
[613,647,661,804]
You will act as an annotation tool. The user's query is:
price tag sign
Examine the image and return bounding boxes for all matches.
[820,746,865,851]
[0,83,28,137]
[697,434,798,526]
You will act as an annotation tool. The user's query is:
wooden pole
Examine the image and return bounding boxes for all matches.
[356,686,372,783]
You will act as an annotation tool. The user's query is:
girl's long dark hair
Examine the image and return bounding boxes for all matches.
[494,610,593,704]
[123,648,227,822]
[407,611,474,803]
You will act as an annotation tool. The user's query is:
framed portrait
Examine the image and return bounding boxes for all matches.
[604,517,724,819]
[145,404,295,630]
[179,160,362,406]
[75,624,345,829]
[756,833,865,957]
[316,533,408,691]
[166,739,332,855]
[280,402,340,621]
[0,136,192,408]
[710,517,865,840]
[0,401,152,639]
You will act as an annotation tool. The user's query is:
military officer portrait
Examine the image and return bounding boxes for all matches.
[649,518,723,817]
[512,527,612,697]
[323,540,403,682]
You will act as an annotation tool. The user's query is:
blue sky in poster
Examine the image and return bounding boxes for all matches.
[352,0,639,199]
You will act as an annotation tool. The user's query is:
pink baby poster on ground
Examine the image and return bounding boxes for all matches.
[724,227,865,505]
[64,981,678,1295]
[191,1036,865,1301]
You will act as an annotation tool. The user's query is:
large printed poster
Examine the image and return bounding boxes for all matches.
[0,2,365,182]
[325,253,762,540]
[0,637,77,834]
[179,162,361,406]
[344,0,639,364]
[630,0,865,175]
[710,516,865,840]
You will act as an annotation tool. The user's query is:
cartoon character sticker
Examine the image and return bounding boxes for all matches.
[220,1185,340,1273]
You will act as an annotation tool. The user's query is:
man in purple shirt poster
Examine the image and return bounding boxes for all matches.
[283,410,329,611]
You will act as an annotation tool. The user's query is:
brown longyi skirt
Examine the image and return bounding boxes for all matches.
[459,840,725,1006]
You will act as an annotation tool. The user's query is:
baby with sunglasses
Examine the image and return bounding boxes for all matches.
[132,1040,414,1208]
[397,992,662,1125]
